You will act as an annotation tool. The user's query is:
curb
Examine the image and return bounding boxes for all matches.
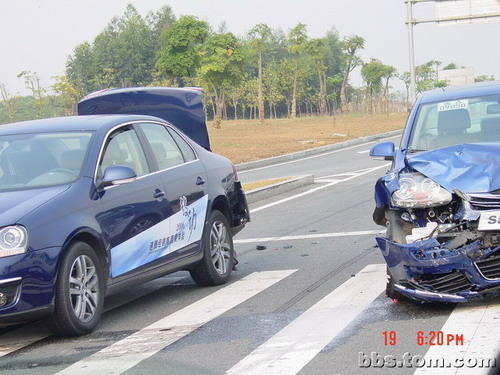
[245,175,314,204]
[236,129,401,172]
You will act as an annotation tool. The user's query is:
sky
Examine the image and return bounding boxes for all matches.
[0,0,499,96]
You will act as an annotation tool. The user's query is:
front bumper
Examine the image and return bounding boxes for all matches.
[0,247,59,323]
[376,236,500,302]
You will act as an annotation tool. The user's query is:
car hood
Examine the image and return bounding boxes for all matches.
[406,143,500,194]
[0,185,69,224]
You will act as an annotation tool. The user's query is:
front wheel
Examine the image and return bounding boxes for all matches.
[386,266,409,301]
[45,241,105,336]
[190,210,234,286]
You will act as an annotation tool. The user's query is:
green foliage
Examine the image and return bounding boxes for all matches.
[361,59,385,93]
[10,4,483,125]
[66,4,174,96]
[198,32,246,126]
[475,75,495,82]
[156,16,209,84]
[339,35,364,112]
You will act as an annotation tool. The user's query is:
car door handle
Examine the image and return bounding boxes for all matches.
[153,189,165,199]
[196,177,206,185]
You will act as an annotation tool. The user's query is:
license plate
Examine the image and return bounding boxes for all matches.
[478,210,500,231]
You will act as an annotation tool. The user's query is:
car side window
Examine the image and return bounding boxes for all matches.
[140,124,186,170]
[167,128,197,162]
[100,127,149,177]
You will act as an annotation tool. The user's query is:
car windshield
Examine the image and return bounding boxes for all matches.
[0,132,93,191]
[407,93,500,152]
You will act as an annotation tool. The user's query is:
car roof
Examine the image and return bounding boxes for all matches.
[418,80,500,104]
[0,114,165,135]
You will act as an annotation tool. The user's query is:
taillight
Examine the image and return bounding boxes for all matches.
[232,164,239,182]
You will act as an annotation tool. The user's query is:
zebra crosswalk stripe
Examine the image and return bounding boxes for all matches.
[226,264,387,375]
[413,302,500,375]
[0,276,185,358]
[55,269,297,375]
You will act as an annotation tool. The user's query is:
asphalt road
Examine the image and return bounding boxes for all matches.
[1,134,499,375]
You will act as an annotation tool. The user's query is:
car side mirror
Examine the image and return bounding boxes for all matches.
[370,141,395,161]
[99,165,137,189]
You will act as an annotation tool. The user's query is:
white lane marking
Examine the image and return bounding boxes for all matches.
[250,163,390,214]
[56,270,297,375]
[234,230,385,244]
[315,179,341,183]
[315,168,384,183]
[227,264,386,375]
[239,142,378,174]
[0,276,185,358]
[357,149,371,154]
[239,134,399,174]
[413,302,500,374]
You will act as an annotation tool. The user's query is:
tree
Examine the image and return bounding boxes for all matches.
[146,5,176,51]
[248,23,272,123]
[399,71,411,104]
[443,63,458,70]
[198,32,246,128]
[380,64,397,113]
[305,38,329,116]
[66,5,158,94]
[51,76,80,115]
[17,71,46,118]
[156,16,209,85]
[66,42,97,96]
[113,5,155,87]
[263,60,285,119]
[288,23,308,119]
[0,83,17,123]
[339,35,364,113]
[414,60,447,93]
[361,59,385,114]
[475,75,495,82]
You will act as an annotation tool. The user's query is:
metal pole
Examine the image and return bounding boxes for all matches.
[406,1,417,104]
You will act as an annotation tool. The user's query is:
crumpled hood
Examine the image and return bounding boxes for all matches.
[0,185,69,224]
[407,143,500,194]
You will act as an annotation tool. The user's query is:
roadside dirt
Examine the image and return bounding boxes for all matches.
[207,112,407,164]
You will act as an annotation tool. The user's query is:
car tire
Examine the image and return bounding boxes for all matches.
[385,210,411,302]
[386,266,409,301]
[190,210,234,286]
[45,241,105,336]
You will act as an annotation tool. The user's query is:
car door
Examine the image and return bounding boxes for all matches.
[137,122,209,260]
[96,124,173,279]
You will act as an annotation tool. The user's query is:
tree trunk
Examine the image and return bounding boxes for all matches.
[318,69,327,116]
[291,73,297,119]
[257,51,264,123]
[232,97,238,120]
[212,87,225,128]
[340,73,349,113]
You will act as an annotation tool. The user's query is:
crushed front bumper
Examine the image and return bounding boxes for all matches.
[376,236,500,302]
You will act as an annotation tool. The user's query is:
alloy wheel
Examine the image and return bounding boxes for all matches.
[69,255,99,323]
[210,220,231,275]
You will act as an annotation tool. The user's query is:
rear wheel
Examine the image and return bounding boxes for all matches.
[190,210,234,286]
[46,241,105,336]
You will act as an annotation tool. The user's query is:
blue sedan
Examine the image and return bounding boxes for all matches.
[0,113,249,335]
[370,81,500,303]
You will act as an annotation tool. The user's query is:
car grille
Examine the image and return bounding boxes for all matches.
[468,193,500,210]
[476,252,500,280]
[416,271,471,294]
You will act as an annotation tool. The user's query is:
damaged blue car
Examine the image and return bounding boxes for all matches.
[370,81,500,303]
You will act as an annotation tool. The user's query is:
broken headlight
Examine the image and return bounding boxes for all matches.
[391,172,452,208]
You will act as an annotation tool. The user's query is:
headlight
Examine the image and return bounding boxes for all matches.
[391,172,452,208]
[0,226,28,258]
